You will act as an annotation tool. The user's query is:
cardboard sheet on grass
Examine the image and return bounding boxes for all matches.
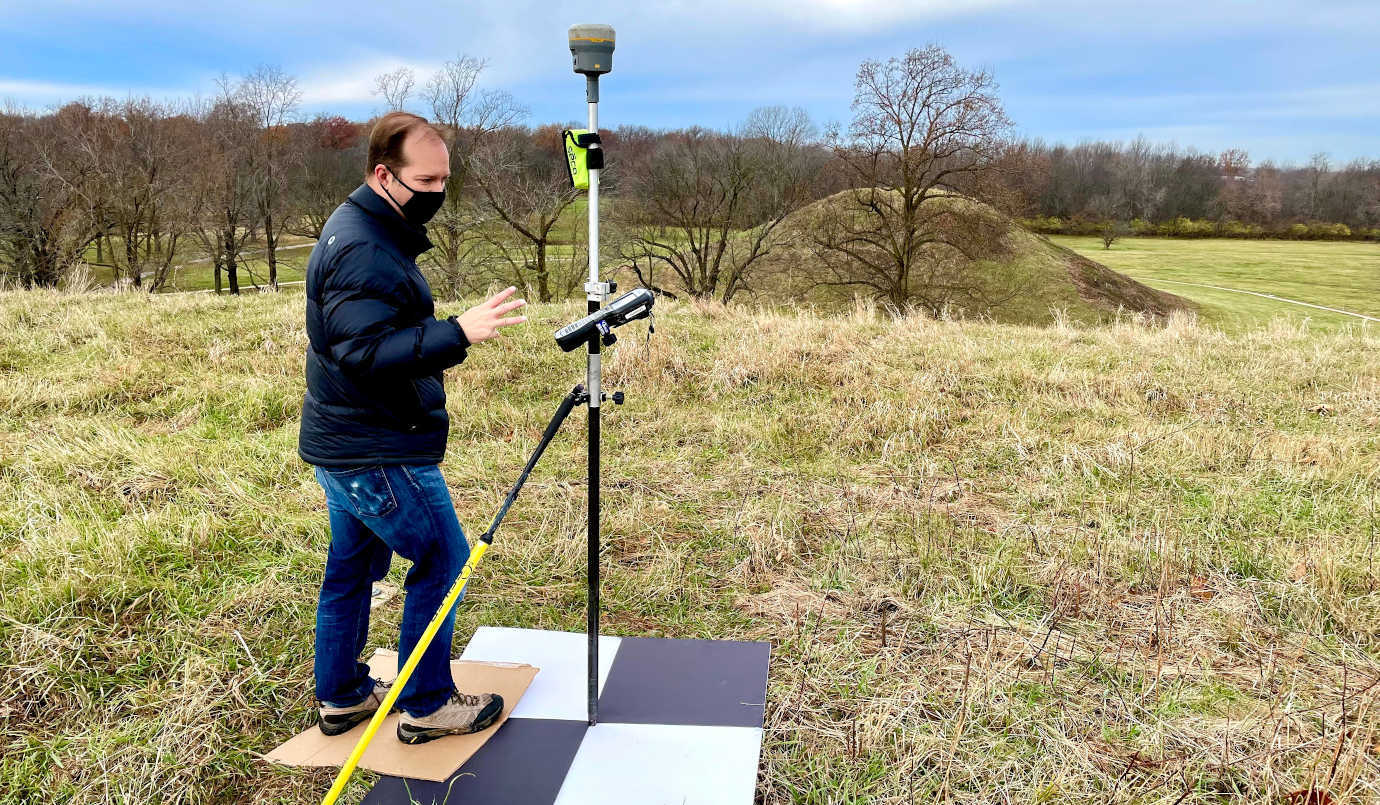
[265,648,539,781]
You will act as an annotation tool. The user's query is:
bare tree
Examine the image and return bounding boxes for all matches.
[239,65,301,289]
[1089,191,1128,249]
[811,45,1014,314]
[418,54,526,289]
[1324,158,1380,229]
[190,85,261,294]
[1307,152,1330,220]
[284,115,364,239]
[5,102,104,287]
[85,98,198,291]
[1098,218,1129,250]
[144,110,202,290]
[1211,148,1250,229]
[1115,135,1165,221]
[989,139,1051,218]
[471,125,581,302]
[617,108,818,304]
[373,67,416,112]
[743,105,817,150]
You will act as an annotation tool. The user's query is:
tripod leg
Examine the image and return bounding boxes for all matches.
[481,385,585,541]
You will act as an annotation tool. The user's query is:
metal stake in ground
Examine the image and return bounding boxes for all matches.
[568,22,615,728]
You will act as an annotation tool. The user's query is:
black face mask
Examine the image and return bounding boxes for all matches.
[382,168,445,228]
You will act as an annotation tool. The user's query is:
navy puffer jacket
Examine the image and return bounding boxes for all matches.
[297,184,470,467]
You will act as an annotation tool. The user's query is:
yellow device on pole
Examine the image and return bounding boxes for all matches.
[562,128,602,190]
[319,384,589,805]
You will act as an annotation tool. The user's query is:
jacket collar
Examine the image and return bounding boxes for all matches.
[346,183,434,258]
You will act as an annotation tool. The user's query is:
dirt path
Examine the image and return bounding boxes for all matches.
[164,280,305,296]
[1146,278,1380,323]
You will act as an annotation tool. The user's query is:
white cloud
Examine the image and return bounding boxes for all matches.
[1018,83,1380,124]
[0,77,194,109]
[296,56,441,106]
[657,0,1025,33]
[1,56,449,116]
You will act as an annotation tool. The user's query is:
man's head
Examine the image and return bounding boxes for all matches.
[365,111,450,225]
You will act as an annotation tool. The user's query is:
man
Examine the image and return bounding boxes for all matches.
[298,111,527,744]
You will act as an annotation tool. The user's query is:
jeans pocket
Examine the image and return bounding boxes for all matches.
[323,465,398,518]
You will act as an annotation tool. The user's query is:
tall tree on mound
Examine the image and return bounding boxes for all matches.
[815,44,1014,314]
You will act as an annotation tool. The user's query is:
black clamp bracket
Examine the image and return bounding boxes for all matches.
[575,131,604,169]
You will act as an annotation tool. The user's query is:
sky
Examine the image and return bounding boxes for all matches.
[0,0,1375,165]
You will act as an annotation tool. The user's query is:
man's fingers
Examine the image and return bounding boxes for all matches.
[495,299,526,314]
[486,286,517,308]
[494,316,527,327]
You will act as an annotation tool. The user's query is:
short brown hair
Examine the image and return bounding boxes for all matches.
[365,111,444,180]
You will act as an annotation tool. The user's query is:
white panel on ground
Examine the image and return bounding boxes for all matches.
[460,627,621,721]
[552,723,763,805]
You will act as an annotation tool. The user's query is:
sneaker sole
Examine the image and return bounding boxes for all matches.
[396,698,504,745]
[318,704,397,736]
[318,709,376,736]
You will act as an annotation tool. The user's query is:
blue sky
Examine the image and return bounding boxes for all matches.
[1,0,1375,164]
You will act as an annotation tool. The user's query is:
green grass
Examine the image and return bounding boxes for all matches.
[1,286,1378,803]
[1053,236,1380,331]
[79,235,318,293]
[75,221,593,297]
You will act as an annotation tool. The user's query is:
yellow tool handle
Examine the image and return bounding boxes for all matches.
[320,539,491,805]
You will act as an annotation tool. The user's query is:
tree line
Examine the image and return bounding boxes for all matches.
[0,48,1374,309]
[1001,139,1380,241]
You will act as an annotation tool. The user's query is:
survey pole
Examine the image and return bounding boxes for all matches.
[569,22,614,727]
[585,73,600,730]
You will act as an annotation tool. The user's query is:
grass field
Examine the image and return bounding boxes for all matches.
[78,236,323,295]
[96,222,1380,340]
[0,286,1376,803]
[1052,237,1380,331]
[72,197,598,296]
[76,235,588,297]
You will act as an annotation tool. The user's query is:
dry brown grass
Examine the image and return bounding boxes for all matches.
[0,286,1376,803]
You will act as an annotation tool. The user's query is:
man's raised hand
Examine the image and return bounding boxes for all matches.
[456,286,527,344]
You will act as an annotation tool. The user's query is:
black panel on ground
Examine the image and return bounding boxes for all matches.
[596,637,770,728]
[361,718,588,805]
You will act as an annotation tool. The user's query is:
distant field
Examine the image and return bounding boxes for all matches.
[80,237,317,294]
[1053,236,1380,331]
[77,209,595,295]
[78,228,1380,337]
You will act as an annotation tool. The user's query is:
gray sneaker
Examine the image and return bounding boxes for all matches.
[397,689,505,745]
[317,679,394,736]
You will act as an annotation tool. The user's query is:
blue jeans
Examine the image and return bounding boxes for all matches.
[312,462,471,717]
